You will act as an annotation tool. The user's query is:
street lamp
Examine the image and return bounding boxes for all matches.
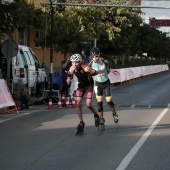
[49,0,54,100]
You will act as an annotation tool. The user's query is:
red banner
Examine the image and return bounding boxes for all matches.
[149,19,170,27]
[0,79,15,109]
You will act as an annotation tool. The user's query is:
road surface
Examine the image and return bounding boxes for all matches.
[0,71,170,170]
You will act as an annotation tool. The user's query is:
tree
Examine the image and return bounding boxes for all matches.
[0,0,42,40]
[37,1,144,55]
[33,1,170,62]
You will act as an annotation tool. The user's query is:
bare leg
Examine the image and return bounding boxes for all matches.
[106,99,118,124]
[86,98,100,128]
[86,99,98,115]
[98,111,103,118]
[76,97,83,121]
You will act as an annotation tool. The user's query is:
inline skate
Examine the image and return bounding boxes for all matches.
[112,112,119,129]
[75,121,85,135]
[99,117,105,131]
[94,114,100,131]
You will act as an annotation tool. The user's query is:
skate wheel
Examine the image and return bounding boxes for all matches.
[100,124,105,131]
[100,127,105,131]
[75,130,84,136]
[113,114,119,123]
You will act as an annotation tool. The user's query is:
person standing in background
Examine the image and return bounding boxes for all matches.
[85,53,92,65]
[61,52,72,96]
[81,54,86,64]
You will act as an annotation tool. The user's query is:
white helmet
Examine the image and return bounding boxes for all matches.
[70,53,82,62]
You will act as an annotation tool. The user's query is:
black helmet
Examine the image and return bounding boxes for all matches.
[90,47,100,56]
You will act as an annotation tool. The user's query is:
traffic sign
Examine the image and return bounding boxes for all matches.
[1,39,18,58]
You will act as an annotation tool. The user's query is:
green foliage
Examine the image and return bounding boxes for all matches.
[38,4,144,55]
[1,0,170,64]
[0,0,43,38]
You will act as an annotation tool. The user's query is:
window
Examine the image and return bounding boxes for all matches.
[20,50,27,66]
[29,48,40,65]
[20,50,34,66]
[24,51,35,65]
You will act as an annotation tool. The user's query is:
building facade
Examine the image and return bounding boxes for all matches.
[1,0,64,72]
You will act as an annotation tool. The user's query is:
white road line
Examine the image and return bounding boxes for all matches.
[0,118,13,123]
[130,105,135,108]
[0,108,45,124]
[116,103,170,170]
[116,104,121,108]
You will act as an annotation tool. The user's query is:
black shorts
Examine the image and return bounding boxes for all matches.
[94,79,112,99]
[76,85,93,99]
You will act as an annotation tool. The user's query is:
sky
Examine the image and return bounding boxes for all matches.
[141,1,170,35]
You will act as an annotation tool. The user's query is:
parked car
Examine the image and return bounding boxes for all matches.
[0,45,47,94]
[13,45,47,93]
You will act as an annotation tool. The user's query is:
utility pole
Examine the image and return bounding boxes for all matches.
[49,0,54,99]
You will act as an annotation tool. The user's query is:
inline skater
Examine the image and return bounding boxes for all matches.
[67,53,103,135]
[89,47,119,130]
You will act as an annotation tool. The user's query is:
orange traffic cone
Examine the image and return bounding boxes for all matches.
[57,98,62,109]
[48,98,53,109]
[72,98,76,108]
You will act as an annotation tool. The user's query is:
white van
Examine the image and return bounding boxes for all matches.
[11,45,47,93]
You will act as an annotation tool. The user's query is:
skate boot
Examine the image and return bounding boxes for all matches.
[94,114,100,131]
[112,112,119,129]
[99,117,105,131]
[112,112,119,123]
[75,121,85,135]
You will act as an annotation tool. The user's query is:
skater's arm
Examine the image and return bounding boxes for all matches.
[66,76,71,85]
[101,58,110,73]
[66,73,73,85]
[81,64,104,76]
[67,66,75,85]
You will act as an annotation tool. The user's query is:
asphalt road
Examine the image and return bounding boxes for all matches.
[0,71,170,170]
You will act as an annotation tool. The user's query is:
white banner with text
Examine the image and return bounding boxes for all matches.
[109,64,169,84]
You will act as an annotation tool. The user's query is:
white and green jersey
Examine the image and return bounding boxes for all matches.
[91,58,109,83]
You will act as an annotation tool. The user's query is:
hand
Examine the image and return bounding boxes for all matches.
[66,77,71,85]
[69,66,76,75]
[72,66,76,71]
